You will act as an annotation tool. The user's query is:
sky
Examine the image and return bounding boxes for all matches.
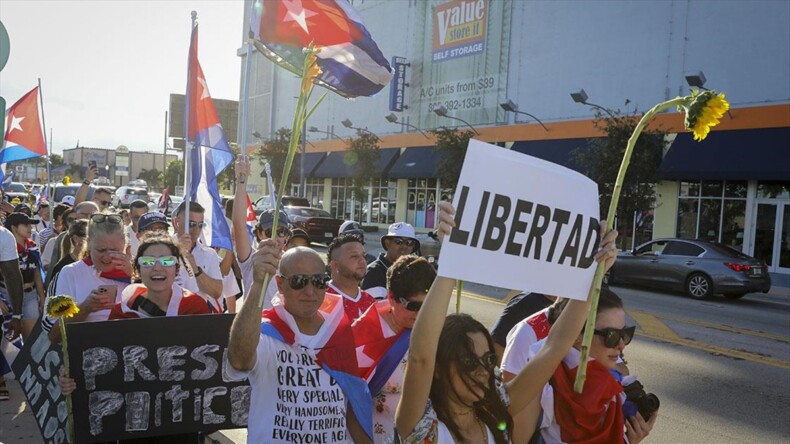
[0,0,244,155]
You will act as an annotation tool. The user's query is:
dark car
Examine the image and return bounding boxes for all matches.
[607,238,771,299]
[284,206,343,243]
[254,195,311,216]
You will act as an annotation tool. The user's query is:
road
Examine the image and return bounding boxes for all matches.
[218,284,789,444]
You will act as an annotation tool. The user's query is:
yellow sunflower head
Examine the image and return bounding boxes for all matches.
[46,295,80,319]
[681,89,730,141]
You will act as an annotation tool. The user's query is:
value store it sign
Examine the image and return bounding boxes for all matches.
[432,0,488,63]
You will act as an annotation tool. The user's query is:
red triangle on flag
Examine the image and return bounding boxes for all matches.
[4,87,46,156]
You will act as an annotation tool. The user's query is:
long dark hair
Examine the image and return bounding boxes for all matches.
[431,313,512,444]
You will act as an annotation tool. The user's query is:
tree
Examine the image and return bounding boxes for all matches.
[572,105,667,248]
[346,130,381,201]
[257,128,300,190]
[49,154,64,168]
[163,159,184,191]
[217,143,240,192]
[433,127,475,192]
[138,168,162,189]
[65,163,81,178]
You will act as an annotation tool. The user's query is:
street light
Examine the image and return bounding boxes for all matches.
[309,126,351,144]
[685,69,733,119]
[432,105,480,135]
[499,99,549,131]
[384,113,429,138]
[569,89,617,119]
[341,118,381,141]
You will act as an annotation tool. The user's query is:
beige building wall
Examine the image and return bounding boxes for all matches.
[653,181,679,239]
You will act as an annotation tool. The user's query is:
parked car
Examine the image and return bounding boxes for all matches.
[52,184,116,205]
[607,238,771,299]
[254,195,310,216]
[113,186,149,209]
[416,231,442,269]
[4,182,29,202]
[284,206,343,243]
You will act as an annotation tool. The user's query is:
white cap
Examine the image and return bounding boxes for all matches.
[61,195,75,206]
[381,222,419,250]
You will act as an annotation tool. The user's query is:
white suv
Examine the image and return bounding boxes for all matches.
[114,186,149,208]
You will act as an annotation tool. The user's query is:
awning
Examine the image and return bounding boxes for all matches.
[510,138,599,175]
[388,146,438,178]
[312,148,400,178]
[302,152,327,178]
[658,127,790,180]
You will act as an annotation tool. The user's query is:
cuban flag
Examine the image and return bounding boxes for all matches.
[250,0,393,98]
[261,292,374,440]
[1,86,47,184]
[185,23,233,251]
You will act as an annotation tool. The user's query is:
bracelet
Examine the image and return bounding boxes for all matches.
[239,180,246,184]
[83,180,90,185]
[195,268,203,277]
[12,314,22,320]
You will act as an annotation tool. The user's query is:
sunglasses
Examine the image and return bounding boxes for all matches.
[264,226,291,238]
[391,237,417,248]
[459,351,498,373]
[137,256,178,268]
[98,200,111,207]
[278,273,330,290]
[398,297,423,312]
[91,214,123,224]
[188,220,206,229]
[594,326,636,348]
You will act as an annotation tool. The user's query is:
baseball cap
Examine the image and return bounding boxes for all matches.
[14,203,32,215]
[62,195,76,206]
[138,211,169,233]
[4,212,40,229]
[288,228,311,245]
[339,220,365,244]
[258,209,289,230]
[381,222,419,251]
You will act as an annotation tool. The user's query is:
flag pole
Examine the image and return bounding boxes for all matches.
[183,11,197,237]
[38,78,51,198]
[239,29,253,157]
[47,128,52,194]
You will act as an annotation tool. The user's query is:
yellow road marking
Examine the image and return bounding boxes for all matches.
[459,293,790,369]
[627,310,682,340]
[648,312,790,343]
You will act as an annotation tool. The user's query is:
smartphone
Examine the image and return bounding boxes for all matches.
[97,285,119,301]
[88,160,97,170]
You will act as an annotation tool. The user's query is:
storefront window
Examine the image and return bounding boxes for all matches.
[406,179,438,229]
[303,178,324,208]
[676,180,747,250]
[757,181,790,199]
[366,179,397,225]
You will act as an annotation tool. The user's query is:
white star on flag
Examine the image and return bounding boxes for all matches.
[356,345,375,369]
[283,0,316,34]
[197,77,210,100]
[7,115,24,133]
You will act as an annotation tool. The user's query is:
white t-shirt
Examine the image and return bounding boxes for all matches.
[224,311,352,443]
[0,226,17,261]
[222,269,241,300]
[126,224,140,258]
[238,251,278,309]
[501,307,551,376]
[174,240,222,311]
[54,260,128,322]
[41,232,59,268]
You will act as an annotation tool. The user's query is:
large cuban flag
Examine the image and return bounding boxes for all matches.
[1,86,47,184]
[250,0,393,98]
[185,23,233,251]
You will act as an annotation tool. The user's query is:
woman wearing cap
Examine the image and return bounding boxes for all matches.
[45,220,88,291]
[46,213,133,337]
[3,212,45,340]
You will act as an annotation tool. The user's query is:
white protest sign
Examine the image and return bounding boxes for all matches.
[438,140,600,301]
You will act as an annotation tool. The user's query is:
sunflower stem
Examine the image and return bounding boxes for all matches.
[59,319,75,443]
[455,280,463,314]
[573,96,688,393]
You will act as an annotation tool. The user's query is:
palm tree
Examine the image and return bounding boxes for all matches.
[138,168,162,189]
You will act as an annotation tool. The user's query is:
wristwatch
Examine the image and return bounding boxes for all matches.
[195,268,204,277]
[12,314,23,320]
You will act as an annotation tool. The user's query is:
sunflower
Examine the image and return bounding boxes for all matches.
[682,89,730,141]
[46,295,80,319]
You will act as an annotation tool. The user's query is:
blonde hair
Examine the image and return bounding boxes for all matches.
[87,212,128,246]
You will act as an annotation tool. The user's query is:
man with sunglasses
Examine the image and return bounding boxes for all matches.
[171,201,223,312]
[125,199,149,257]
[227,242,370,444]
[361,222,420,299]
[326,234,377,320]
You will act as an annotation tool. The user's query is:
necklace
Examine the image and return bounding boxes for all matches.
[476,415,488,444]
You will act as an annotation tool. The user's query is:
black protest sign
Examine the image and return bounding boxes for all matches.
[11,322,69,444]
[67,314,250,443]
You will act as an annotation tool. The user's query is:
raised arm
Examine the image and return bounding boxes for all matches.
[505,224,618,416]
[227,239,281,371]
[74,164,97,205]
[233,156,253,262]
[395,202,456,438]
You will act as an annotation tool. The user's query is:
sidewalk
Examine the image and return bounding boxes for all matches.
[0,377,44,444]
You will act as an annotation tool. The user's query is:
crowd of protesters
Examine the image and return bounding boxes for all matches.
[0,156,658,443]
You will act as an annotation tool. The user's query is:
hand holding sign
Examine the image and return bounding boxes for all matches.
[435,201,456,243]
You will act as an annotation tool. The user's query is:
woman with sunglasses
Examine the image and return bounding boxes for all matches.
[45,220,88,291]
[109,235,213,319]
[352,254,437,444]
[46,213,133,336]
[522,287,657,444]
[395,202,619,444]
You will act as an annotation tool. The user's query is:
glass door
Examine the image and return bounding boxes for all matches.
[778,203,790,273]
[752,202,790,273]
